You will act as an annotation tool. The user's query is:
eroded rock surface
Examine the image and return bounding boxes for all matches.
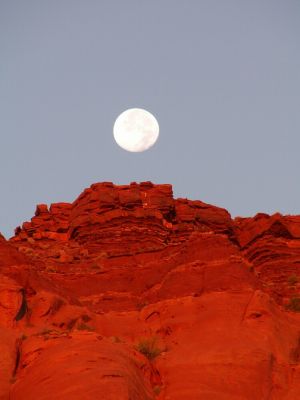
[0,182,300,399]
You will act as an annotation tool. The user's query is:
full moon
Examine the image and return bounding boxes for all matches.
[113,108,159,152]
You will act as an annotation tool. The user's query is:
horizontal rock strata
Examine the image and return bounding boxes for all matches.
[0,182,300,399]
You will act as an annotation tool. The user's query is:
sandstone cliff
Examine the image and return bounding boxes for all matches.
[1,182,300,399]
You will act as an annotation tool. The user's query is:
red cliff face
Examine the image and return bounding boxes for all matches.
[1,182,300,399]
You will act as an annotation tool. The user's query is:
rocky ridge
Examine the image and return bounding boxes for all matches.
[1,182,300,399]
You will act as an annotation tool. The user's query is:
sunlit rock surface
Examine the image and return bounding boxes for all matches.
[1,182,300,399]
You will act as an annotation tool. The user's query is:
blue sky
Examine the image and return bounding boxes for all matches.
[1,1,300,237]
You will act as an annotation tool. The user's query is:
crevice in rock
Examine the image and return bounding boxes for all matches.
[12,340,21,377]
[14,288,27,321]
[163,207,176,223]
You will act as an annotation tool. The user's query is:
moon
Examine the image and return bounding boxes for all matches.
[113,108,159,152]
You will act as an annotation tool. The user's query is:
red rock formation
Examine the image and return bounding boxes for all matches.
[1,182,300,399]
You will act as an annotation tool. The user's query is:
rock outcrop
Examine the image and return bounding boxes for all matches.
[1,182,300,399]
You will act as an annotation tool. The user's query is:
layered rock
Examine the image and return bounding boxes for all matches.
[12,182,233,255]
[0,182,300,399]
[234,213,300,305]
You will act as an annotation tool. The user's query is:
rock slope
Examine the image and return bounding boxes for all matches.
[1,182,300,399]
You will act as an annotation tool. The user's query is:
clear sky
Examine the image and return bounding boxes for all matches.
[1,1,300,238]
